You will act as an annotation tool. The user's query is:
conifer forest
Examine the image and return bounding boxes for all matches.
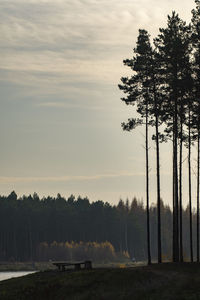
[0,192,197,262]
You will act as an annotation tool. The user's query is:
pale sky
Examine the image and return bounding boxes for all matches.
[0,0,196,206]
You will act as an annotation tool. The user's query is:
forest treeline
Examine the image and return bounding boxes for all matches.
[119,0,200,263]
[0,191,197,262]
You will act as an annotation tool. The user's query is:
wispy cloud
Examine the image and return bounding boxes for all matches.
[0,172,145,184]
[0,169,176,185]
[0,0,194,94]
[37,101,103,110]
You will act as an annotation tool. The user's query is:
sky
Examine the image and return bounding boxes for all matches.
[0,0,196,206]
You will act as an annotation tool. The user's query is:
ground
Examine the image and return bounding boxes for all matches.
[0,263,200,299]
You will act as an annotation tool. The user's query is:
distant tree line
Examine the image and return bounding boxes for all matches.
[119,0,200,263]
[0,191,197,262]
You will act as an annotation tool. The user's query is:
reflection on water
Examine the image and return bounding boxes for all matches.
[0,271,35,281]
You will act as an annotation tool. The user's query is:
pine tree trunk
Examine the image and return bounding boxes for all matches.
[29,222,33,261]
[153,77,162,264]
[197,131,200,262]
[179,109,183,262]
[188,106,193,262]
[175,124,179,262]
[146,103,151,265]
[125,219,128,253]
[156,114,162,263]
[173,137,179,262]
[173,131,176,262]
[173,87,179,262]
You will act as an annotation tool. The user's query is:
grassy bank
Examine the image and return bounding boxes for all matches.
[0,262,54,272]
[0,263,200,299]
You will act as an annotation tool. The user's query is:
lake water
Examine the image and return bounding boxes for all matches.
[0,271,35,282]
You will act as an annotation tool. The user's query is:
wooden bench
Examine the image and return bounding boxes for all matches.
[52,260,92,271]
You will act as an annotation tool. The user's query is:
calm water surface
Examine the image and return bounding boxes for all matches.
[0,271,35,281]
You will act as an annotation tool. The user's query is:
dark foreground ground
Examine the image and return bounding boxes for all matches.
[0,263,200,300]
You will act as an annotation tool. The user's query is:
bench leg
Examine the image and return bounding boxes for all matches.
[84,261,92,270]
[75,264,81,270]
[61,265,65,272]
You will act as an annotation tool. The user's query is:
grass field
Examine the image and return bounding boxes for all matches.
[0,263,200,299]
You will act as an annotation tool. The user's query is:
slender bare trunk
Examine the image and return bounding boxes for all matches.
[197,131,200,262]
[173,96,179,262]
[152,73,162,263]
[179,99,183,262]
[125,219,128,253]
[156,114,161,263]
[179,121,183,262]
[188,106,193,262]
[173,130,176,262]
[146,103,151,265]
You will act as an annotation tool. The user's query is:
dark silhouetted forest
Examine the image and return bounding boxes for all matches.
[0,191,197,262]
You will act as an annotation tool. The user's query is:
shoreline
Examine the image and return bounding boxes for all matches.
[0,262,53,272]
[0,260,144,272]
